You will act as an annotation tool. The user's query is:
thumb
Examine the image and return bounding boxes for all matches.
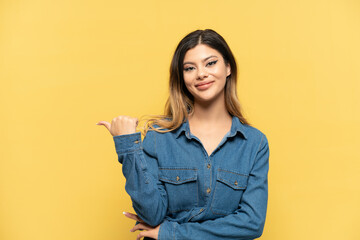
[96,121,111,132]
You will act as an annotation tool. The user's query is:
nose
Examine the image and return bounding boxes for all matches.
[197,67,208,80]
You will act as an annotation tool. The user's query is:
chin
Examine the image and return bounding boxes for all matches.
[194,95,219,104]
[195,90,224,102]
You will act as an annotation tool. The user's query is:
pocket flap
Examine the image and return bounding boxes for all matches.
[159,168,197,185]
[216,169,248,189]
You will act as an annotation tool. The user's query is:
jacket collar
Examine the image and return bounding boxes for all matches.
[174,115,247,140]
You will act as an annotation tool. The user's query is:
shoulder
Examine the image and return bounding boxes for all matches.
[238,123,270,165]
[142,122,184,155]
[241,123,269,147]
[142,123,177,142]
[144,121,184,138]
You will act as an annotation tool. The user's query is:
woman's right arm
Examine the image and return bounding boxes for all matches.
[97,116,168,227]
[114,130,168,227]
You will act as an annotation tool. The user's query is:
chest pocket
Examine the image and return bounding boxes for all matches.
[211,168,249,215]
[159,168,198,212]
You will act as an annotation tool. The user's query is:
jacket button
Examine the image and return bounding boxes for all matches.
[206,188,211,194]
[207,163,211,169]
[176,176,180,181]
[234,181,238,186]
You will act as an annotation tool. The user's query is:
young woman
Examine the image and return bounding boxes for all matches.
[97,29,270,240]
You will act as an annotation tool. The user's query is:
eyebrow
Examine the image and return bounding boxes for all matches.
[183,55,218,65]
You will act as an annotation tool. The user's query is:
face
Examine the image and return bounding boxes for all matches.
[182,44,231,104]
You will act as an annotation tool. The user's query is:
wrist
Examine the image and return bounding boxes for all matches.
[113,132,142,155]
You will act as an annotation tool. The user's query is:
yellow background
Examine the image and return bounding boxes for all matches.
[1,0,359,239]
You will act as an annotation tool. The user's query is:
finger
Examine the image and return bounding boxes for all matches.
[96,121,111,131]
[130,223,151,232]
[137,230,156,240]
[136,232,145,240]
[123,212,143,222]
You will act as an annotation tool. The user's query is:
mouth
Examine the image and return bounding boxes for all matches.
[195,81,215,87]
[195,81,215,90]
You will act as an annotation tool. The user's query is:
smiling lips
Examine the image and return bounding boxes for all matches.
[195,81,215,90]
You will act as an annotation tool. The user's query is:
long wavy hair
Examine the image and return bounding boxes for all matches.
[140,29,250,136]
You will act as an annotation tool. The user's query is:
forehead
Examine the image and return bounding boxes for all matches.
[183,44,222,62]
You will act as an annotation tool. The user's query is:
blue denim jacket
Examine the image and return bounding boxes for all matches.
[113,116,270,240]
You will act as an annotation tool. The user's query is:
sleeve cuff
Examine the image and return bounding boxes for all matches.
[159,220,176,240]
[113,132,142,154]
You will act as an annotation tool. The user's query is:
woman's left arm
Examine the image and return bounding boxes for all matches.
[158,134,270,240]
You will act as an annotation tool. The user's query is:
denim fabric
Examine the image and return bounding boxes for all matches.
[113,116,270,240]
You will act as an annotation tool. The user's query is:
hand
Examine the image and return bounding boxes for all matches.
[124,212,160,240]
[96,116,138,136]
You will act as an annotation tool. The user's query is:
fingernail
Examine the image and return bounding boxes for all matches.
[123,211,126,215]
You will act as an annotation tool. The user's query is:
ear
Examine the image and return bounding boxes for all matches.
[226,63,231,78]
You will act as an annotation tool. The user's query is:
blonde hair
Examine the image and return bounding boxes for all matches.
[140,29,250,136]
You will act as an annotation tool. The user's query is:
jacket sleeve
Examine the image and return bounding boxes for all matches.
[159,134,270,240]
[113,130,168,227]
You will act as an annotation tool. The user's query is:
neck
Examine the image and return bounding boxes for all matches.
[188,92,232,124]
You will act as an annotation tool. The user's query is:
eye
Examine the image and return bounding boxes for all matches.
[184,66,195,72]
[207,60,218,66]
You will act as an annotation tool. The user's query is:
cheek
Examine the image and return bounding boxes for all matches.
[183,74,193,87]
[184,82,194,94]
[213,67,227,78]
[183,79,196,96]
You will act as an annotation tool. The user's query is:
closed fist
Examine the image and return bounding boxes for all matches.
[96,115,139,136]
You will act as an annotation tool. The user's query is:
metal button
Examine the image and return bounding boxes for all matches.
[234,181,238,186]
[134,140,139,144]
[207,163,211,169]
[199,208,204,212]
[206,188,211,194]
[176,176,180,181]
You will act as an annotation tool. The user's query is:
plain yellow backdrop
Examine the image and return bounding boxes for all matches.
[1,0,359,239]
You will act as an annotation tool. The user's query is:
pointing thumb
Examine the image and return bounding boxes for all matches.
[96,121,111,132]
